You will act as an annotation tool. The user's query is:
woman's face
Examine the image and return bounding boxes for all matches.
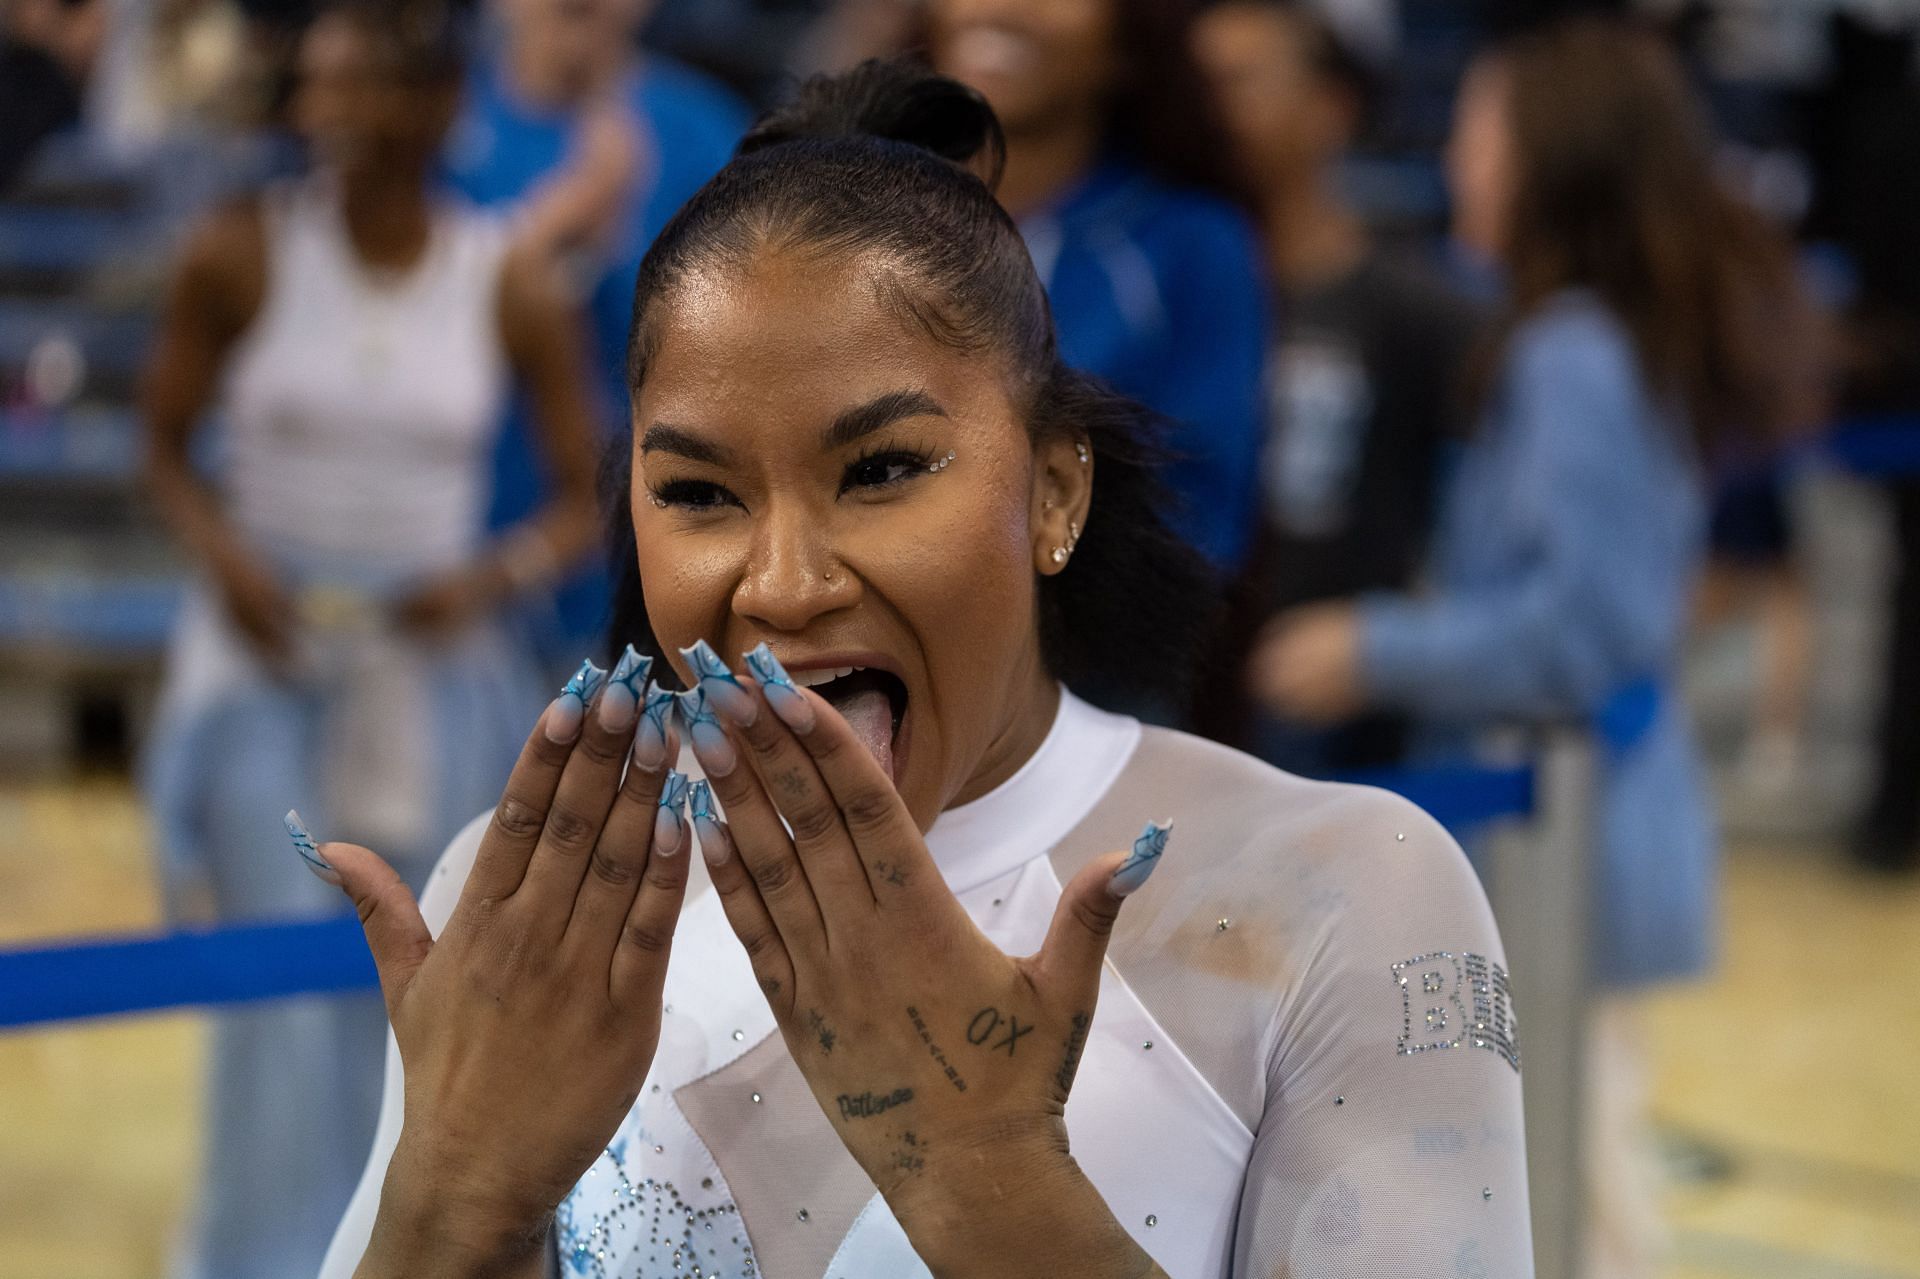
[928,0,1119,137]
[293,16,454,174]
[631,245,1080,829]
[1445,60,1516,263]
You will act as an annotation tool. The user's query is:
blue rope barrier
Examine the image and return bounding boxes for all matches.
[0,914,377,1031]
[0,764,1536,1031]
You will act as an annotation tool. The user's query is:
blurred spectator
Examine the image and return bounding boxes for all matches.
[0,0,104,189]
[442,0,748,662]
[923,0,1269,573]
[1806,14,1920,875]
[138,3,601,1273]
[1254,19,1824,1276]
[1191,0,1481,771]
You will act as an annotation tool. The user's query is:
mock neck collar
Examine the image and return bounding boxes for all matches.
[923,688,1140,895]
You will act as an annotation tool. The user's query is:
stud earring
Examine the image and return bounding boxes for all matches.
[927,450,956,473]
[1050,547,1068,565]
[1067,519,1081,551]
[1075,442,1090,465]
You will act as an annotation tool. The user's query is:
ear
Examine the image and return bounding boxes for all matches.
[1030,434,1093,576]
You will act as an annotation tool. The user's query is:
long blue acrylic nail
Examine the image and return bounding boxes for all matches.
[1109,820,1172,898]
[632,680,676,770]
[285,809,342,886]
[676,685,736,778]
[655,770,690,857]
[745,642,815,733]
[688,777,732,867]
[599,645,651,732]
[680,639,758,727]
[547,658,603,742]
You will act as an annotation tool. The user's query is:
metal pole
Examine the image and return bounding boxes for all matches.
[1488,731,1595,1279]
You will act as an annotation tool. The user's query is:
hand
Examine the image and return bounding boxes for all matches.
[678,642,1165,1278]
[210,544,294,662]
[390,562,502,639]
[1247,601,1366,725]
[305,653,691,1273]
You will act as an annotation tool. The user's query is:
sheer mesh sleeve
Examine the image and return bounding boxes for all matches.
[1232,795,1533,1277]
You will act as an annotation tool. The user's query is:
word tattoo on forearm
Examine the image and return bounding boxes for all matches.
[836,1087,914,1120]
[965,1007,1033,1056]
[906,1005,968,1092]
[805,1008,837,1054]
[1055,1012,1091,1093]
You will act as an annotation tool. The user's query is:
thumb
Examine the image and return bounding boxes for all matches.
[285,811,432,1018]
[1034,820,1171,993]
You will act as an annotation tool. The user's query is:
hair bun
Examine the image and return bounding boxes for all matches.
[740,58,1006,187]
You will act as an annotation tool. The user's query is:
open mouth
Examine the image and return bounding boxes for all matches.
[790,665,908,782]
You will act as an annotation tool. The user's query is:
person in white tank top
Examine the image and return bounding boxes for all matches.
[139,5,604,1277]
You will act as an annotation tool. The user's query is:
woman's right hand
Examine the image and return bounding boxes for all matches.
[210,544,295,662]
[308,653,691,1275]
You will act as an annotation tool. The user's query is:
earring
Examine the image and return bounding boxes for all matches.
[1067,519,1081,550]
[927,450,956,474]
[1050,546,1068,565]
[1074,442,1090,465]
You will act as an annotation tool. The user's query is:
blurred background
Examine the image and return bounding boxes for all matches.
[1,0,1917,1276]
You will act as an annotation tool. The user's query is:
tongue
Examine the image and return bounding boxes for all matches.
[827,685,895,779]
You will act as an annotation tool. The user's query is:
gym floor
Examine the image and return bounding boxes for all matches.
[0,777,1914,1279]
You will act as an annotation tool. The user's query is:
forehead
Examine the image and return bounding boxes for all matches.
[635,247,1014,436]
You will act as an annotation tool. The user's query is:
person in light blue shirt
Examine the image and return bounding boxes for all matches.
[1254,21,1825,1275]
[442,0,750,656]
[926,0,1267,573]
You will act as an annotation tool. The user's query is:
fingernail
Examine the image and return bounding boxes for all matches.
[1109,819,1171,898]
[547,659,603,742]
[680,639,758,727]
[745,642,815,734]
[655,770,689,857]
[688,778,733,867]
[599,644,651,733]
[632,681,677,770]
[285,809,342,886]
[677,685,736,779]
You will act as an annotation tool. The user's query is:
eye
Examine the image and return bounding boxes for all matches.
[650,479,742,511]
[841,449,934,495]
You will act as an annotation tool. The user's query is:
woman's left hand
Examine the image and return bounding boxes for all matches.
[679,643,1166,1279]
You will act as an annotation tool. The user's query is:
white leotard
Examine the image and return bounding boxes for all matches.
[323,692,1533,1277]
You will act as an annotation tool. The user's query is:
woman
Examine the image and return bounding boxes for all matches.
[1256,20,1823,1276]
[140,3,601,1274]
[315,61,1530,1277]
[923,0,1268,574]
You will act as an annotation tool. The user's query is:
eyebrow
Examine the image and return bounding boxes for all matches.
[821,389,948,451]
[640,389,948,466]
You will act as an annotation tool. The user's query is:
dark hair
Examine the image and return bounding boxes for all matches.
[604,59,1217,701]
[1486,18,1827,449]
[319,0,468,87]
[1211,0,1381,131]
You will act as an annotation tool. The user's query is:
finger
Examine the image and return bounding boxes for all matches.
[1031,821,1171,998]
[676,651,827,953]
[514,648,652,927]
[562,713,677,957]
[607,769,695,1008]
[741,643,927,904]
[462,658,606,904]
[688,788,796,1014]
[286,811,430,1021]
[694,642,871,901]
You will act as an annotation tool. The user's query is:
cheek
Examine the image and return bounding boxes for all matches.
[631,512,741,660]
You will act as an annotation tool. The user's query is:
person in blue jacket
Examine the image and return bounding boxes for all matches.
[925,0,1268,574]
[1254,21,1826,1277]
[442,0,750,657]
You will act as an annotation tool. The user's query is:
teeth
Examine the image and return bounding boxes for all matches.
[792,665,857,688]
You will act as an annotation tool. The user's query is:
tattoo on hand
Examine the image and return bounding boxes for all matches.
[907,1005,968,1093]
[1055,1012,1091,1093]
[890,1129,926,1174]
[775,769,810,801]
[805,1008,837,1054]
[965,1007,1033,1056]
[872,859,909,888]
[836,1088,914,1120]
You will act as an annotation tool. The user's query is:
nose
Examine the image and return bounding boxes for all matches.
[731,502,860,634]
